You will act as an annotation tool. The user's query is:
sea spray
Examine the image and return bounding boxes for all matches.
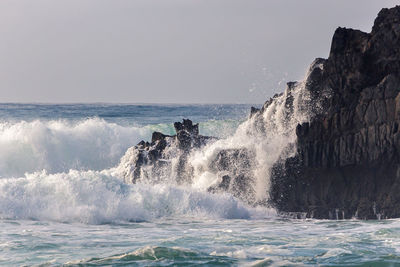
[0,118,157,177]
[0,62,327,223]
[189,80,314,203]
[116,60,329,204]
[0,118,241,178]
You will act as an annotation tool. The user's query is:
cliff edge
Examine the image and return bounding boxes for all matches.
[268,6,400,219]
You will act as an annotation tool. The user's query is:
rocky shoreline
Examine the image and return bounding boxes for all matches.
[119,6,400,219]
[268,5,400,219]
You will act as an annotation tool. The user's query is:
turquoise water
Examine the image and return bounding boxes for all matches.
[0,104,399,266]
[2,218,400,266]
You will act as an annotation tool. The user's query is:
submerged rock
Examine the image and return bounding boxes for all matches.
[267,5,400,219]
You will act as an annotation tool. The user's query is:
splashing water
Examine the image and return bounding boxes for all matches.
[0,62,328,224]
[0,88,399,267]
[189,80,314,202]
[0,169,275,224]
[0,104,263,223]
[0,117,243,178]
[115,61,327,204]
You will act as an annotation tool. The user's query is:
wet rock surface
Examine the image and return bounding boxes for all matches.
[119,119,216,184]
[268,6,400,219]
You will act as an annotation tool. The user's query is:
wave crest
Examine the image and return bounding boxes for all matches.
[0,118,242,178]
[0,118,172,177]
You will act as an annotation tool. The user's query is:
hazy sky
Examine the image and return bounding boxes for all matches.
[0,0,398,104]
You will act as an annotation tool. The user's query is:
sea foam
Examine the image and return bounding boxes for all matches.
[116,73,319,204]
[0,169,274,224]
[0,115,272,224]
[0,118,174,177]
[0,118,241,178]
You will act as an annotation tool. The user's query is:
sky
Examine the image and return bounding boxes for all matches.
[0,0,398,104]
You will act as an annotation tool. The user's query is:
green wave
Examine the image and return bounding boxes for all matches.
[66,246,238,266]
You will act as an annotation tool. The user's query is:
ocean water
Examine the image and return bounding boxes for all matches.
[0,103,400,266]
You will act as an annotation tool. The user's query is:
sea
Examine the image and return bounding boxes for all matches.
[0,103,400,266]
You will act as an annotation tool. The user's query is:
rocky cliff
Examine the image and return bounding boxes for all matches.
[268,6,400,219]
[118,6,400,220]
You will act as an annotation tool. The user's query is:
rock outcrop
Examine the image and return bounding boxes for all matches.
[117,117,257,201]
[119,6,400,220]
[117,119,216,184]
[267,6,400,219]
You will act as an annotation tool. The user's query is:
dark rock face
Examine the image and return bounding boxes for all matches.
[268,6,400,219]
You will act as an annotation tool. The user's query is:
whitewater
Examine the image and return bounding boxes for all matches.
[1,103,400,266]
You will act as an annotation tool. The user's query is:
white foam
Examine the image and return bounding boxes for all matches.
[0,169,275,224]
[0,118,242,179]
[115,64,326,205]
[0,64,324,223]
[0,118,170,177]
[189,78,315,202]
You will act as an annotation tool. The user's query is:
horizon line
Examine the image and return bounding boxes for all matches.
[0,101,264,106]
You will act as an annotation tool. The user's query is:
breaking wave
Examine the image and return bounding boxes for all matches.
[0,118,240,178]
[115,61,325,204]
[0,169,275,224]
[0,113,268,224]
[0,63,323,224]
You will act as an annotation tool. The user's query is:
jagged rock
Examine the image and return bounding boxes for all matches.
[117,119,216,184]
[118,117,258,202]
[267,5,400,219]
